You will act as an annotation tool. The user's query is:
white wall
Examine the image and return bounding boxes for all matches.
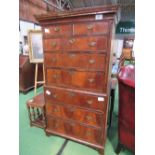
[19,20,41,44]
[115,39,124,58]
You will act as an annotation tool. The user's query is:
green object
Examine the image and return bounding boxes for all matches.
[116,21,135,34]
[19,86,133,155]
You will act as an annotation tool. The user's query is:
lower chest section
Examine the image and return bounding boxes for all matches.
[44,86,107,146]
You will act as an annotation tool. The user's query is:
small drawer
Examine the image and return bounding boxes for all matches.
[44,86,106,111]
[43,38,64,51]
[44,53,106,71]
[46,116,103,144]
[46,69,106,92]
[73,21,109,35]
[43,24,72,37]
[46,103,104,128]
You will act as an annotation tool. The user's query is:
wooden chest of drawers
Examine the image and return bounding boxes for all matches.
[36,5,118,155]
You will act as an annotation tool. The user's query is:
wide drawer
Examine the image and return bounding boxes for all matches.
[46,103,104,128]
[46,68,106,92]
[44,53,106,71]
[73,21,109,35]
[46,116,103,145]
[43,24,72,37]
[43,36,107,51]
[44,86,106,112]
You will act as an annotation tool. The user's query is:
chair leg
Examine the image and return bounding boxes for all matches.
[115,142,122,154]
[27,105,32,126]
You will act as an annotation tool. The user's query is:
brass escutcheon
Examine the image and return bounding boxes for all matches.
[87,24,94,30]
[53,74,58,79]
[86,131,91,136]
[69,53,76,58]
[86,115,92,121]
[54,122,59,128]
[51,42,57,47]
[54,27,60,32]
[88,41,96,47]
[69,107,75,112]
[68,92,75,97]
[54,108,59,113]
[70,122,75,127]
[88,78,95,83]
[51,58,56,62]
[89,59,95,64]
[87,100,93,105]
[53,94,57,98]
[69,39,76,44]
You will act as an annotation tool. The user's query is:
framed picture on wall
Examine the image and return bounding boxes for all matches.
[28,30,43,63]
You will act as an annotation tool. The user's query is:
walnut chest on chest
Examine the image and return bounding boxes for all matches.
[36,5,118,155]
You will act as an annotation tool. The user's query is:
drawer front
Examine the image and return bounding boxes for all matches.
[46,69,106,92]
[44,86,106,111]
[46,103,103,128]
[43,38,64,51]
[47,116,103,144]
[43,36,107,51]
[66,36,107,51]
[43,24,72,37]
[44,53,106,71]
[73,21,109,35]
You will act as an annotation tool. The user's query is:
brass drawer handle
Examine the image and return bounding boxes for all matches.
[54,27,60,32]
[86,131,91,136]
[54,108,59,113]
[51,58,56,62]
[87,100,93,105]
[69,107,75,112]
[69,53,76,58]
[51,42,57,47]
[53,94,57,98]
[68,92,75,97]
[54,122,59,128]
[88,78,95,83]
[70,122,75,127]
[88,41,96,47]
[69,39,76,44]
[68,70,74,75]
[87,24,94,30]
[53,74,58,79]
[86,115,92,121]
[89,59,95,64]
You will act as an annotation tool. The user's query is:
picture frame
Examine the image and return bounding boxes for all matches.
[28,30,43,63]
